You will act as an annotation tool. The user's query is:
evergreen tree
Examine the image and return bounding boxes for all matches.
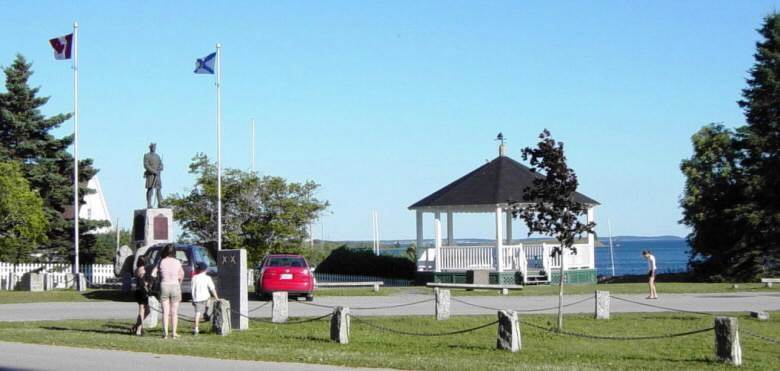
[682,14,780,280]
[737,14,780,277]
[0,54,106,263]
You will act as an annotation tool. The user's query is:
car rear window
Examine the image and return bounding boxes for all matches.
[193,246,217,267]
[265,256,307,268]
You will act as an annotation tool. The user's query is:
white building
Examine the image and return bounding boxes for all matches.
[79,176,113,234]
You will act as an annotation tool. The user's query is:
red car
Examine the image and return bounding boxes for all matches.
[255,254,315,301]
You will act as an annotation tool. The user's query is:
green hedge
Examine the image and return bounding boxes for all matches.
[315,246,416,279]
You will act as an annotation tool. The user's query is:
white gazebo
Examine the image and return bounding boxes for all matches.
[409,143,599,285]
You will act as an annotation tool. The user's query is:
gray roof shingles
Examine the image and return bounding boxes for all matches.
[409,156,599,209]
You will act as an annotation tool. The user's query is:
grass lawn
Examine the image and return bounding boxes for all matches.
[441,282,778,296]
[0,312,777,370]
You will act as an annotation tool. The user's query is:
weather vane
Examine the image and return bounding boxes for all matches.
[496,132,505,145]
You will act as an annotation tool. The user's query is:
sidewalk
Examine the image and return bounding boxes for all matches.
[0,342,386,371]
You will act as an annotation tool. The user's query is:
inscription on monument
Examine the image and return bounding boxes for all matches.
[153,214,168,240]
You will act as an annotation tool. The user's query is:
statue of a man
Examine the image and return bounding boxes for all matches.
[144,143,163,208]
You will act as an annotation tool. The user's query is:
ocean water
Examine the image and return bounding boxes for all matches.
[374,238,691,277]
[596,239,690,277]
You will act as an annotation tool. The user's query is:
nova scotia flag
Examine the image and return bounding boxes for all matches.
[194,52,216,74]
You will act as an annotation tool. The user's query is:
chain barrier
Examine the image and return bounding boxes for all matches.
[518,318,714,341]
[148,305,196,323]
[742,329,780,345]
[296,297,435,311]
[611,296,713,316]
[350,314,498,337]
[451,296,593,312]
[247,312,333,325]
[247,301,269,314]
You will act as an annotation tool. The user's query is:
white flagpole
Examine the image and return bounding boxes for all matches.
[251,118,255,172]
[72,21,80,274]
[608,218,616,277]
[216,43,222,251]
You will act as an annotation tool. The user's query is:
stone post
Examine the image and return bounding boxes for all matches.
[330,306,350,344]
[74,273,87,292]
[212,299,232,336]
[435,288,450,320]
[496,310,521,352]
[750,311,769,321]
[144,295,159,329]
[272,291,288,323]
[20,272,44,292]
[372,283,380,293]
[217,249,249,330]
[714,316,742,366]
[501,288,509,296]
[595,291,610,320]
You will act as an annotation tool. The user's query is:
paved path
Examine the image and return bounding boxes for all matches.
[1,292,778,322]
[0,342,383,371]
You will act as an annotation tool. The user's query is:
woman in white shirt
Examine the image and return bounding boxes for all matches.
[642,250,658,299]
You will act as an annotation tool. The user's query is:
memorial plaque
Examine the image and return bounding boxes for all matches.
[133,213,145,241]
[153,214,168,240]
[217,249,249,330]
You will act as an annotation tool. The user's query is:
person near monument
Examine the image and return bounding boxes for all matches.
[152,244,184,339]
[131,256,150,336]
[190,261,219,335]
[144,142,163,208]
[642,250,658,299]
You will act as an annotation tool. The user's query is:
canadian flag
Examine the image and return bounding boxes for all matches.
[49,33,73,60]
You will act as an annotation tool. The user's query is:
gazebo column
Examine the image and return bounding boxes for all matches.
[495,205,504,272]
[434,212,442,272]
[505,210,513,245]
[587,207,595,268]
[446,211,454,246]
[415,210,423,257]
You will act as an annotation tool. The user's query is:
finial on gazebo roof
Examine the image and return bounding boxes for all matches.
[496,132,507,156]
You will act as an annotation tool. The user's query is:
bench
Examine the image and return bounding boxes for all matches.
[426,282,523,295]
[316,281,384,292]
[761,278,780,288]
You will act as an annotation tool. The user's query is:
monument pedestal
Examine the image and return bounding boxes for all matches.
[132,208,174,248]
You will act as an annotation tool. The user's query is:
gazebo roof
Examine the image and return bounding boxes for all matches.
[409,154,599,210]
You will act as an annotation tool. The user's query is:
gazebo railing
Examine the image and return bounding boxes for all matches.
[439,245,494,271]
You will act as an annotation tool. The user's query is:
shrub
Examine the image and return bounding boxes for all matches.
[315,246,416,279]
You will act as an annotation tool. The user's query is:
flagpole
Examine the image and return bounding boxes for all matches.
[72,21,80,274]
[216,43,222,251]
[251,118,255,172]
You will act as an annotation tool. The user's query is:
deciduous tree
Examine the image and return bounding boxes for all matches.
[512,129,595,331]
[0,161,47,263]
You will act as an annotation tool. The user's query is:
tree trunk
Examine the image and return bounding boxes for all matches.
[557,241,565,331]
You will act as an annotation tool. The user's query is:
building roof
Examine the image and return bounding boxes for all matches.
[409,155,599,209]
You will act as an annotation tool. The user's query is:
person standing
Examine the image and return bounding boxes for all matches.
[190,261,218,335]
[131,256,150,336]
[152,244,184,338]
[642,250,658,299]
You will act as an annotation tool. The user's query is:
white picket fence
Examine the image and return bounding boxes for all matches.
[0,262,115,290]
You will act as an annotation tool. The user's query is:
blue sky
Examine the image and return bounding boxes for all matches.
[1,1,776,241]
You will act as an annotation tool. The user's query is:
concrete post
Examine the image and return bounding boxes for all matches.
[496,310,521,352]
[595,291,610,320]
[330,306,350,344]
[272,291,288,323]
[372,283,380,293]
[714,316,742,366]
[144,295,159,329]
[212,298,232,336]
[74,273,87,292]
[435,288,450,320]
[501,288,509,296]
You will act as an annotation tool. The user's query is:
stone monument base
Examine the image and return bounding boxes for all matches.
[132,208,173,248]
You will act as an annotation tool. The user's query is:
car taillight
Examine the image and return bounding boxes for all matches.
[300,269,310,276]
